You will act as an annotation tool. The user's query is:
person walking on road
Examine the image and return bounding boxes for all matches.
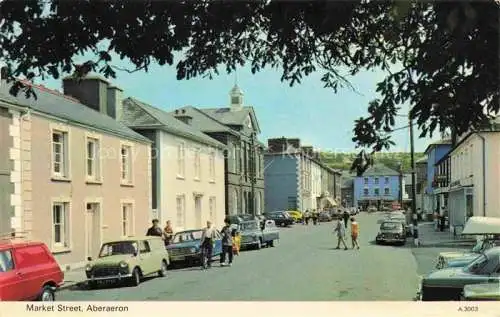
[304,210,310,225]
[200,221,216,269]
[220,218,234,267]
[342,209,350,228]
[146,219,163,237]
[350,217,360,250]
[334,219,348,250]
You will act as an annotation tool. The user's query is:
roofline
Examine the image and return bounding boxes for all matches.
[424,140,452,154]
[0,99,152,144]
[186,106,241,137]
[448,129,500,157]
[127,100,227,149]
[264,151,341,175]
[435,150,452,166]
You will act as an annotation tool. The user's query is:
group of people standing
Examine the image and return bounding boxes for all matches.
[303,210,320,225]
[146,219,174,245]
[334,209,360,250]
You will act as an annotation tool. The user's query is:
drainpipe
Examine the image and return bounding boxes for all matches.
[476,133,486,217]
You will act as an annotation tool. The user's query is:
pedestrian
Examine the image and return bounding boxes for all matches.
[312,210,318,225]
[350,217,360,250]
[433,211,439,231]
[342,209,350,228]
[304,210,310,225]
[220,218,234,267]
[200,221,216,269]
[440,207,446,232]
[163,220,174,246]
[232,227,241,256]
[146,219,163,237]
[334,219,348,250]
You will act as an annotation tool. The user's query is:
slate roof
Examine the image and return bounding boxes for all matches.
[172,106,238,136]
[0,81,150,143]
[360,164,400,177]
[200,106,261,133]
[125,98,226,148]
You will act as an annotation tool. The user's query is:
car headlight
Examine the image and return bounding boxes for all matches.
[85,264,93,271]
[119,261,128,268]
[190,247,197,253]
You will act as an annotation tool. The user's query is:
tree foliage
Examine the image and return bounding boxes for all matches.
[1,0,498,174]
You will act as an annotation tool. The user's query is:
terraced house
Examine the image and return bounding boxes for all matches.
[120,97,226,230]
[0,77,152,270]
[171,84,266,216]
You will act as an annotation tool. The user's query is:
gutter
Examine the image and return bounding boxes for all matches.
[476,133,486,217]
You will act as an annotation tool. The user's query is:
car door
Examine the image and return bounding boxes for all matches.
[138,240,154,275]
[0,249,24,301]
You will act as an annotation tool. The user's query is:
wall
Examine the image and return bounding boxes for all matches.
[353,175,400,207]
[29,114,151,268]
[264,155,299,212]
[159,131,225,231]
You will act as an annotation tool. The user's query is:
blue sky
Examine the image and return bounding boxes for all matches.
[40,55,438,153]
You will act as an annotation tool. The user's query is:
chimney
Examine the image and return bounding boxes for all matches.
[107,85,124,120]
[174,109,193,125]
[63,75,109,115]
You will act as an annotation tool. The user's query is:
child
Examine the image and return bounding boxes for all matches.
[350,217,360,250]
[232,228,241,256]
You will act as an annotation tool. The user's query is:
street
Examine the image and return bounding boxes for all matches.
[58,213,424,301]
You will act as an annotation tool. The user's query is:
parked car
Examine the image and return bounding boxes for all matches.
[418,247,500,301]
[375,220,407,245]
[228,214,256,225]
[368,206,377,213]
[0,240,64,301]
[166,229,222,266]
[85,236,169,288]
[264,211,294,227]
[318,212,332,222]
[330,209,343,220]
[461,283,500,301]
[435,216,500,269]
[239,219,280,249]
[287,210,303,223]
[385,212,410,236]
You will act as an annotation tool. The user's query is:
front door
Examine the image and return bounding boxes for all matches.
[85,203,101,260]
[194,196,202,228]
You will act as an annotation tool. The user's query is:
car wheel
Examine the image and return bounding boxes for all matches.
[158,260,168,277]
[131,268,141,286]
[39,285,55,301]
[88,281,97,289]
[269,240,275,247]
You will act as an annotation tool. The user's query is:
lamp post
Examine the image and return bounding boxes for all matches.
[398,162,403,207]
[409,115,419,245]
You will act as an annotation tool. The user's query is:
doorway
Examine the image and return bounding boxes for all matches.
[85,202,101,260]
[194,195,202,228]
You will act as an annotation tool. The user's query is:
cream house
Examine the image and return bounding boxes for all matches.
[448,125,500,233]
[121,98,226,231]
[0,78,151,270]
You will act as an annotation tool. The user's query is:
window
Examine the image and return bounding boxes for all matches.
[176,195,186,227]
[139,241,150,254]
[121,145,132,183]
[0,250,14,272]
[232,147,237,173]
[364,177,369,184]
[374,188,380,196]
[52,202,69,248]
[384,187,390,195]
[384,177,389,184]
[86,137,100,180]
[209,197,216,223]
[122,203,133,237]
[52,130,68,177]
[363,188,369,196]
[177,143,185,177]
[209,152,215,181]
[374,177,379,185]
[194,149,201,179]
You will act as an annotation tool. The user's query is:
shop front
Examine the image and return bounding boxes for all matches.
[448,182,474,235]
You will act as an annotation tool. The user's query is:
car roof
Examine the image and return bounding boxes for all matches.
[103,236,163,243]
[381,220,403,225]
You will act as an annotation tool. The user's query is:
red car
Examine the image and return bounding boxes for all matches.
[0,240,64,301]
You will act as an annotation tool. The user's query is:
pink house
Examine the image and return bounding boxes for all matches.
[0,79,152,270]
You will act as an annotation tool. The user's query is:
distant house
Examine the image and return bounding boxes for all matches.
[353,164,401,209]
[341,174,354,207]
[424,139,452,214]
[0,77,152,269]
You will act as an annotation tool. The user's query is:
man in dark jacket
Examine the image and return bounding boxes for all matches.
[342,210,350,228]
[219,218,234,267]
[146,219,163,237]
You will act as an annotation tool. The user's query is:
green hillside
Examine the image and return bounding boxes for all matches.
[320,152,425,173]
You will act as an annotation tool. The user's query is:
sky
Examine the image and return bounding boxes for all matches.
[40,54,440,154]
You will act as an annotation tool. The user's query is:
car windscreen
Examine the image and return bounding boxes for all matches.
[240,222,259,231]
[99,241,138,257]
[173,230,203,243]
[464,254,488,273]
[380,222,402,230]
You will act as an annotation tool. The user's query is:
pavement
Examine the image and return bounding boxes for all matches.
[56,212,446,301]
[416,222,476,247]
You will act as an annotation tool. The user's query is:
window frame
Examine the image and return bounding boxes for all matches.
[364,177,369,185]
[121,202,134,237]
[176,195,186,228]
[209,151,216,182]
[177,142,186,178]
[85,135,101,182]
[194,148,201,180]
[52,201,70,251]
[363,188,369,196]
[120,143,133,185]
[384,187,390,195]
[0,249,15,272]
[51,128,70,179]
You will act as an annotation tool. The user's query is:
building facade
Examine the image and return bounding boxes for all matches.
[424,140,452,215]
[120,98,226,230]
[172,85,265,216]
[415,156,428,214]
[341,175,354,207]
[448,128,500,232]
[264,138,340,212]
[353,164,400,209]
[0,78,152,269]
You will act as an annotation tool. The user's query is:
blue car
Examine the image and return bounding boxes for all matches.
[166,229,223,265]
